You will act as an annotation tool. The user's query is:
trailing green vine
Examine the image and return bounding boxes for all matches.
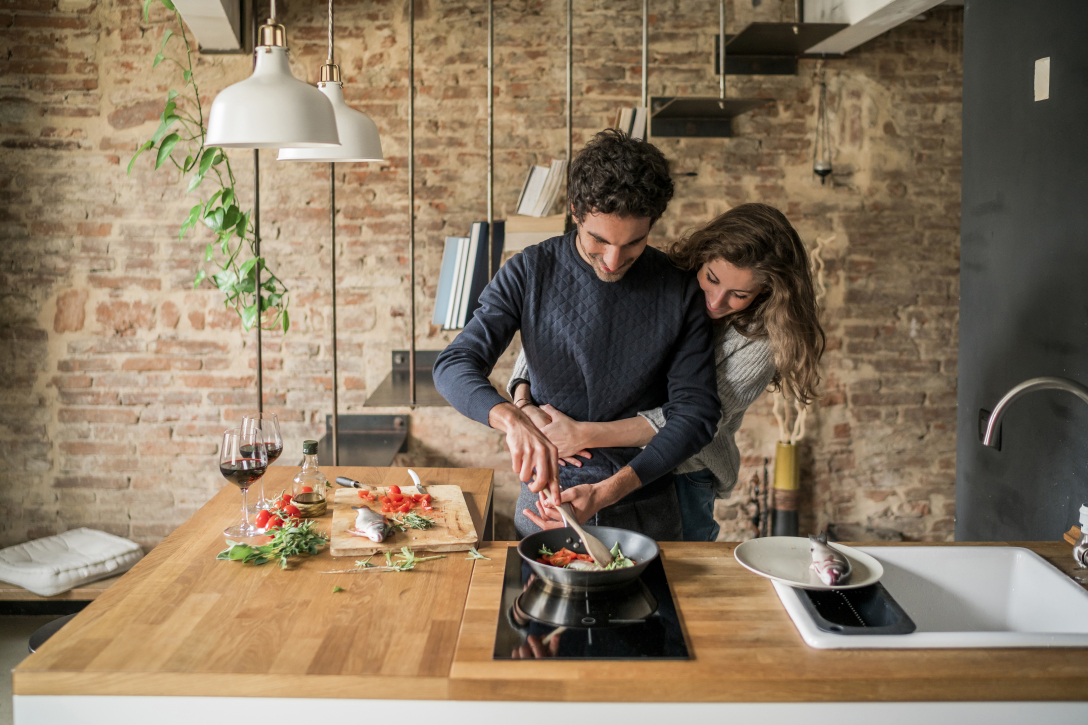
[130,0,290,333]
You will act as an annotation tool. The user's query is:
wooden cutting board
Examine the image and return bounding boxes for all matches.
[329,485,479,557]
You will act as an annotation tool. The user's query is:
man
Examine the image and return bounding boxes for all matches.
[433,130,720,540]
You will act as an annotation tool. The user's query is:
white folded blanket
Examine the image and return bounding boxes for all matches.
[0,528,144,597]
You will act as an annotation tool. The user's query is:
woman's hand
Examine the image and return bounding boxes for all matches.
[523,485,602,530]
[523,491,565,531]
[539,404,593,465]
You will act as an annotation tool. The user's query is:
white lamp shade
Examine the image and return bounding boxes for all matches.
[278,82,384,162]
[206,46,340,149]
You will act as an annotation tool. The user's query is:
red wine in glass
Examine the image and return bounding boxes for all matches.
[242,414,283,511]
[240,443,282,466]
[220,458,268,488]
[221,427,267,537]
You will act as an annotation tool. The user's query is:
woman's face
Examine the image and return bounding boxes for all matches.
[698,258,762,320]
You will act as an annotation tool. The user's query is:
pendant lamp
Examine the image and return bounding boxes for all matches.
[206,0,339,149]
[278,0,383,161]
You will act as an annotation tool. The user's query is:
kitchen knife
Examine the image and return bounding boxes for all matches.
[335,476,373,491]
[407,468,426,496]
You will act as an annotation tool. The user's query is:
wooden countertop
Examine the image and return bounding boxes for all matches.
[14,466,493,699]
[451,541,1088,702]
[14,469,1088,703]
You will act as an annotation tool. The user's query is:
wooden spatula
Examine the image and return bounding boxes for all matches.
[555,502,614,567]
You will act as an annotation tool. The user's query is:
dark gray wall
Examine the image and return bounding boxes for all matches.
[958,0,1088,540]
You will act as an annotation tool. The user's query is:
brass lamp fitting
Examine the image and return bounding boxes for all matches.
[257,21,287,48]
[320,63,342,84]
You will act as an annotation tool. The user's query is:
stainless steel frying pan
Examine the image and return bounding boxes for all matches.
[517,525,660,589]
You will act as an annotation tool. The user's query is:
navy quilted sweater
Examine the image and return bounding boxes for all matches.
[433,232,721,490]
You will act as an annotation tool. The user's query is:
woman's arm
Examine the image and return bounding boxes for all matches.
[512,382,657,454]
[538,404,657,453]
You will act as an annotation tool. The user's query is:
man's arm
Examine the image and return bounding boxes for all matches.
[625,277,721,487]
[432,255,560,501]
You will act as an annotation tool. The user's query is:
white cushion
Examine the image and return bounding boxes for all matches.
[0,528,144,597]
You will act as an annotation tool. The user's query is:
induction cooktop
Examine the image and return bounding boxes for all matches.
[493,546,690,660]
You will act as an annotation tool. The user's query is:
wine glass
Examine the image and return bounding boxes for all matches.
[220,427,268,537]
[241,413,282,512]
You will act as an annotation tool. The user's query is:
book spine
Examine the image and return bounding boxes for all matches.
[432,237,459,326]
[457,223,483,328]
[445,237,468,329]
[463,221,493,326]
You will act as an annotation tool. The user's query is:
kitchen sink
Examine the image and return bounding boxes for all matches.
[774,546,1088,648]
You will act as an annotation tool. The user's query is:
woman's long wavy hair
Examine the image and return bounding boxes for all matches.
[667,203,826,405]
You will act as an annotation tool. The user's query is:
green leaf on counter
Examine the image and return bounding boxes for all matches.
[332,586,344,593]
[466,547,490,560]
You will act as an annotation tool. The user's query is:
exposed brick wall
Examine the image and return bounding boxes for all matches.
[0,0,961,548]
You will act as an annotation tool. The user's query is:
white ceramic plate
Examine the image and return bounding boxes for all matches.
[734,536,884,590]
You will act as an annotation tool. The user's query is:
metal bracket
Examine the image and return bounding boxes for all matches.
[319,414,409,467]
[363,350,449,407]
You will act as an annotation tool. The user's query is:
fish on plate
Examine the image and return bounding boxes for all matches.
[809,532,852,586]
[348,505,387,543]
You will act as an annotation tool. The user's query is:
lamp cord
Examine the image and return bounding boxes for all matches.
[328,0,334,63]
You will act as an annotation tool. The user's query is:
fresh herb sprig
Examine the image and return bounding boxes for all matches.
[321,547,445,574]
[466,547,489,560]
[388,513,436,532]
[217,520,329,569]
[386,547,445,571]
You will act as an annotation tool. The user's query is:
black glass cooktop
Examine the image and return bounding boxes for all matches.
[493,547,690,660]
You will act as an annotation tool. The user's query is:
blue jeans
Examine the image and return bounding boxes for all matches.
[675,469,720,542]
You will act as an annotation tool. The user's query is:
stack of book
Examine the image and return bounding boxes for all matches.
[504,214,567,252]
[614,107,648,140]
[515,159,567,217]
[432,221,505,330]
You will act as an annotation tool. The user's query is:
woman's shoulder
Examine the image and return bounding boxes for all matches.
[718,324,773,362]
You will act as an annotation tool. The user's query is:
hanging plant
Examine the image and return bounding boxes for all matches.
[129,0,290,333]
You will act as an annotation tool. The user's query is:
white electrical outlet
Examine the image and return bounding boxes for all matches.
[1035,57,1050,101]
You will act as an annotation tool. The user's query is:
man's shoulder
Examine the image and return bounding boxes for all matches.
[505,234,571,273]
[636,245,696,290]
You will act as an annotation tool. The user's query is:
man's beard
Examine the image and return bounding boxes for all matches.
[576,234,635,282]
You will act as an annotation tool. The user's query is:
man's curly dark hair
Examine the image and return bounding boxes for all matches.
[567,129,674,225]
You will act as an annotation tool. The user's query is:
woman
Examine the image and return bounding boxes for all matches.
[511,203,825,541]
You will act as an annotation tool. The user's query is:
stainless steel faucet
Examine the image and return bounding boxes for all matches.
[982,376,1088,567]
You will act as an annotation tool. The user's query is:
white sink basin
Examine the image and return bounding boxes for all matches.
[775,546,1088,648]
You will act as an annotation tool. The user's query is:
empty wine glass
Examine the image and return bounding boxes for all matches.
[220,427,268,537]
[241,412,283,512]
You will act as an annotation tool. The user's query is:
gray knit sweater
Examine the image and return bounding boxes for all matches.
[510,323,775,498]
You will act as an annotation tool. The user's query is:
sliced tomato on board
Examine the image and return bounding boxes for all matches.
[388,485,401,495]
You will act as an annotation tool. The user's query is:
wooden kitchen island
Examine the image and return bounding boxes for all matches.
[12,466,1088,724]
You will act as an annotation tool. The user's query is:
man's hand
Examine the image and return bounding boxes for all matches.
[489,402,560,503]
